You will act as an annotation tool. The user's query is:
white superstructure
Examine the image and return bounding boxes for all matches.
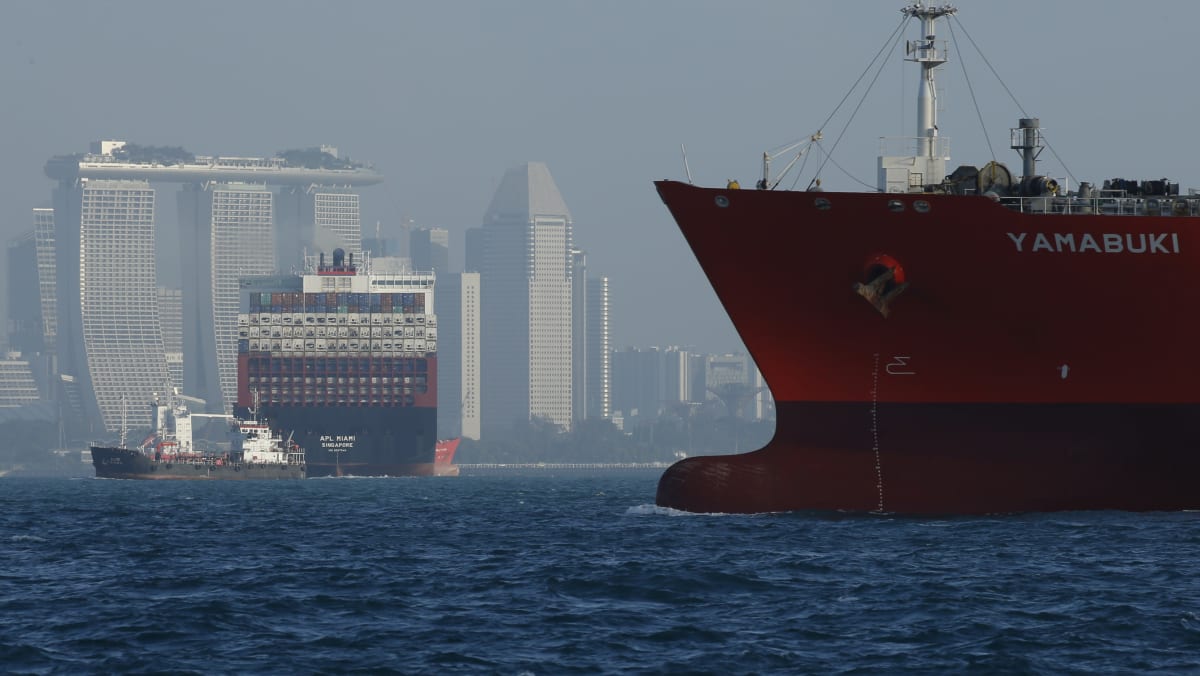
[878,3,956,193]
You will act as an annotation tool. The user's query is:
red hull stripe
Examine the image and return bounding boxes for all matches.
[656,401,1200,514]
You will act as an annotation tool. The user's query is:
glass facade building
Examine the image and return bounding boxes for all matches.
[480,162,574,435]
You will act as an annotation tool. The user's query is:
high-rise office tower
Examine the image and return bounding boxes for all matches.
[0,357,41,408]
[571,250,587,422]
[464,227,483,273]
[570,250,611,421]
[158,287,184,392]
[610,347,662,420]
[55,179,169,432]
[410,227,450,275]
[178,183,274,411]
[585,275,610,420]
[480,162,573,435]
[33,208,57,357]
[276,186,361,271]
[362,220,401,259]
[7,230,42,355]
[7,208,62,399]
[436,272,481,440]
[610,346,699,421]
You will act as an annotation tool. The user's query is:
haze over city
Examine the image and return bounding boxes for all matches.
[6,4,1200,672]
[2,0,1199,356]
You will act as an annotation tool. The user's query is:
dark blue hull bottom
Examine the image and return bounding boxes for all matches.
[249,405,437,477]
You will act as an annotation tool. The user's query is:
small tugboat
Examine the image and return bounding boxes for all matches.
[91,393,305,480]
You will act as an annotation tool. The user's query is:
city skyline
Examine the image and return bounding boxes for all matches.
[8,140,766,439]
[4,3,1199,358]
[35,142,385,432]
[22,136,735,359]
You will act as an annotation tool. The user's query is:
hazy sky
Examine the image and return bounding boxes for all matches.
[2,1,1198,355]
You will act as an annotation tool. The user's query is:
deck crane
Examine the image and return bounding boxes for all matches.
[759,132,822,190]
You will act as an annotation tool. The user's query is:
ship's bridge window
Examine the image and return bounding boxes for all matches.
[887,200,905,212]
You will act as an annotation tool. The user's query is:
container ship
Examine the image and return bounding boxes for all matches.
[237,249,438,477]
[654,2,1200,514]
[91,395,305,480]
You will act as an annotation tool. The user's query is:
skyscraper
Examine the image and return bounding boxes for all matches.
[570,249,611,422]
[158,287,183,393]
[276,186,362,270]
[178,183,275,411]
[480,162,573,435]
[410,227,449,275]
[68,179,169,431]
[0,357,41,408]
[585,275,611,420]
[7,230,42,355]
[571,250,587,422]
[436,272,481,440]
[9,207,62,399]
[610,346,700,421]
[610,347,663,420]
[464,227,483,273]
[33,208,57,357]
[362,220,401,259]
[44,141,381,435]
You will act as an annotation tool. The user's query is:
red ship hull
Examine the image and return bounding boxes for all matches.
[434,438,460,477]
[654,180,1200,514]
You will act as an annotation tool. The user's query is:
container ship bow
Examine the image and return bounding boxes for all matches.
[655,2,1200,514]
[237,249,438,477]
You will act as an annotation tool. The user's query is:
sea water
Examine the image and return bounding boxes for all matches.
[2,472,1198,674]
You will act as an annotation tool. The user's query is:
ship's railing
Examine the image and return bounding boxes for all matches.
[156,454,306,468]
[998,194,1200,217]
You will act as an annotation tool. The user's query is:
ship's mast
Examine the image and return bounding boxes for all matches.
[903,3,956,160]
[878,3,957,193]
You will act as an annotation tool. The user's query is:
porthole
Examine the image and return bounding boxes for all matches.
[913,200,931,213]
[814,198,832,211]
[887,200,905,212]
[715,195,730,208]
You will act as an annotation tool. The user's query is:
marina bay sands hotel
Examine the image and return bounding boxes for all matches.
[40,141,383,434]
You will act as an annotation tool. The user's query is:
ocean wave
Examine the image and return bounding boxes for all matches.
[1,474,1197,673]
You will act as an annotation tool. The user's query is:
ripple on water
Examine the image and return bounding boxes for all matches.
[0,476,1197,673]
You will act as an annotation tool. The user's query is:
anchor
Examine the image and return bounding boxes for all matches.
[854,266,909,318]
